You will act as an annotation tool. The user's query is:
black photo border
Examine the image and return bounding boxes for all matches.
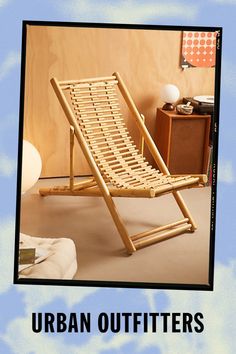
[14,20,222,291]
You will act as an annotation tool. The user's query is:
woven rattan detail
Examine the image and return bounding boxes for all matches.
[64,77,197,194]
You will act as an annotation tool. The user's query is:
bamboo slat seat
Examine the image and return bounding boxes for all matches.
[39,72,207,254]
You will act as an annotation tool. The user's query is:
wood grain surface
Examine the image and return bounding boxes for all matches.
[23,25,215,177]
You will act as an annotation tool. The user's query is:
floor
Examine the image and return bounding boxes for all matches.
[20,177,212,287]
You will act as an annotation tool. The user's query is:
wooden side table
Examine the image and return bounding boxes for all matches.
[155,108,211,174]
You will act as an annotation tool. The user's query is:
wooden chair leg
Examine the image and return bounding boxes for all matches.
[70,125,75,191]
[173,190,197,231]
[103,192,195,253]
[103,194,136,254]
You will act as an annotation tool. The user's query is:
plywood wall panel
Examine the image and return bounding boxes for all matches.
[23,25,215,177]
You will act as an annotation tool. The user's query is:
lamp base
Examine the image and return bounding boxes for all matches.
[162,103,175,111]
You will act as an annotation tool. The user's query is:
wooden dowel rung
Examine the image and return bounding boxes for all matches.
[74,98,118,106]
[115,163,149,174]
[98,155,141,168]
[126,177,167,189]
[71,87,116,95]
[75,110,122,119]
[99,161,133,172]
[114,170,134,177]
[73,180,97,190]
[75,91,116,98]
[78,116,123,124]
[135,169,157,178]
[84,130,127,140]
[91,137,133,147]
[92,141,132,151]
[132,161,149,168]
[98,152,138,165]
[101,160,138,172]
[100,161,120,172]
[87,132,129,142]
[119,175,140,183]
[107,167,127,174]
[131,165,153,174]
[92,146,133,158]
[73,106,120,117]
[121,178,148,187]
[74,93,117,100]
[71,84,117,92]
[83,126,126,136]
[170,174,207,184]
[92,144,131,155]
[79,118,124,126]
[60,85,71,90]
[109,188,155,198]
[80,121,125,129]
[82,126,124,134]
[127,181,145,188]
[79,102,119,108]
[131,218,189,241]
[126,174,152,184]
[72,103,119,110]
[130,177,161,188]
[80,120,123,128]
[74,107,120,115]
[106,162,142,172]
[152,177,199,196]
[86,130,128,140]
[39,185,155,198]
[95,148,138,158]
[90,134,133,142]
[133,224,191,249]
[84,122,126,131]
[72,91,115,98]
[98,160,120,168]
[60,76,117,85]
[144,176,163,183]
[70,81,118,89]
[128,179,156,188]
[72,177,95,186]
[80,122,124,132]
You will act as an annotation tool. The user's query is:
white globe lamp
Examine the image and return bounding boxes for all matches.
[21,140,42,193]
[160,84,180,111]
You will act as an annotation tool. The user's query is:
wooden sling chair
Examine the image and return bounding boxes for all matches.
[39,72,207,254]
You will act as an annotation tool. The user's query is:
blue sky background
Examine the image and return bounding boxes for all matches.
[0,0,236,353]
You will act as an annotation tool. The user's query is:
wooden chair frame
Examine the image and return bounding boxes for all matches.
[39,72,207,254]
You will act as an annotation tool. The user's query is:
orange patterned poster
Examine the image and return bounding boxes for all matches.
[181,31,217,68]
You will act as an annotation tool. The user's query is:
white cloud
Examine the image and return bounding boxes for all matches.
[17,284,99,313]
[1,317,66,354]
[1,315,132,354]
[143,289,159,312]
[218,159,235,183]
[212,0,236,3]
[0,217,15,293]
[67,333,132,354]
[2,261,236,353]
[0,113,17,131]
[221,58,236,97]
[140,261,236,354]
[60,0,198,22]
[0,0,10,7]
[0,153,16,177]
[0,51,21,82]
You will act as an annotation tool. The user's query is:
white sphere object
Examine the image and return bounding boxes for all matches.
[160,84,180,104]
[22,140,42,193]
